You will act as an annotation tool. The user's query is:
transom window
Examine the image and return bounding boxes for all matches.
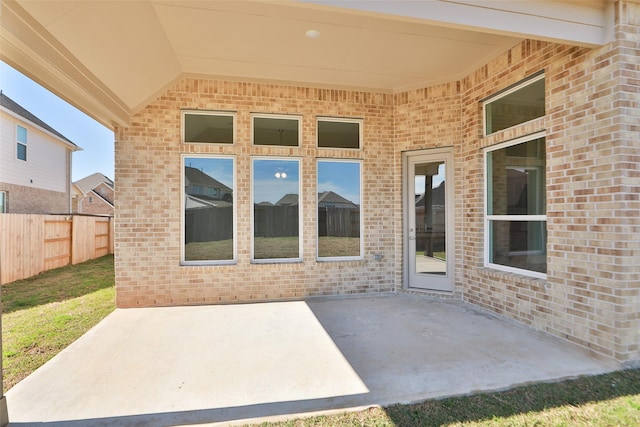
[483,73,545,136]
[485,132,546,278]
[317,118,362,149]
[252,114,301,147]
[317,160,362,260]
[17,125,27,161]
[182,156,236,264]
[182,111,235,144]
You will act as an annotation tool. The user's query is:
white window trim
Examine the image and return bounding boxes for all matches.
[250,156,303,263]
[484,131,547,280]
[316,117,363,150]
[482,72,545,136]
[251,113,302,147]
[180,154,237,266]
[16,124,27,161]
[316,158,364,262]
[181,110,236,145]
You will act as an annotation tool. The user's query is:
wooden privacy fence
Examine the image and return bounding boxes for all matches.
[0,214,113,285]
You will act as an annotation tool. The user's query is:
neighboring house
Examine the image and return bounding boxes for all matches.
[72,173,114,216]
[184,166,232,202]
[2,0,638,370]
[318,191,358,209]
[0,92,79,213]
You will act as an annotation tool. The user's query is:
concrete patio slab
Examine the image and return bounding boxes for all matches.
[6,294,617,426]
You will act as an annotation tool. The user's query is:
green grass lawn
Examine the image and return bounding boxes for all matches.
[250,369,640,426]
[2,255,115,392]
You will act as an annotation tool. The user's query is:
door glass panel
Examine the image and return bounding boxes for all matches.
[414,161,446,275]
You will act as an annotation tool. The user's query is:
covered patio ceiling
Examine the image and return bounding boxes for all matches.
[0,0,613,128]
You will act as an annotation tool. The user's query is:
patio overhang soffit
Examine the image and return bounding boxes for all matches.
[0,0,614,129]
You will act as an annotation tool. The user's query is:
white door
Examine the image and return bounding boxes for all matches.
[404,148,454,292]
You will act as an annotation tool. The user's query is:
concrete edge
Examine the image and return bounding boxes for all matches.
[0,395,8,426]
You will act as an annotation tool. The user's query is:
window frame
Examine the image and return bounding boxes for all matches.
[0,191,6,213]
[251,114,302,147]
[482,72,545,136]
[251,156,303,263]
[181,110,236,145]
[316,158,364,261]
[16,124,27,161]
[316,117,363,150]
[181,154,237,266]
[484,131,547,279]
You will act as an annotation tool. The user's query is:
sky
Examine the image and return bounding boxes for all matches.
[0,62,115,181]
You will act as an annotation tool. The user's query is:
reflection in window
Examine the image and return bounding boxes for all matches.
[17,125,27,161]
[253,115,300,147]
[183,157,235,263]
[317,160,362,259]
[486,135,546,276]
[317,119,361,149]
[484,73,545,135]
[183,111,234,144]
[252,158,301,261]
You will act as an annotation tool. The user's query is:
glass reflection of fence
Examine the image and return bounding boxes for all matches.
[186,205,361,242]
[254,205,299,238]
[318,207,360,238]
[185,206,233,243]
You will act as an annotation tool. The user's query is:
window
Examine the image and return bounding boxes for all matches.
[17,125,27,161]
[317,118,361,149]
[252,158,301,262]
[484,73,545,135]
[182,156,235,264]
[182,111,235,144]
[252,115,300,147]
[0,191,6,213]
[486,133,546,277]
[317,160,362,259]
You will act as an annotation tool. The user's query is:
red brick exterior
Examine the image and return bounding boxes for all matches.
[0,182,70,214]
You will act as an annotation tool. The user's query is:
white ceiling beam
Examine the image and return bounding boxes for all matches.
[0,0,131,128]
[297,0,614,47]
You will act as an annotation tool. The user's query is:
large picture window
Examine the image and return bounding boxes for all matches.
[17,125,27,161]
[182,111,235,144]
[486,133,546,277]
[252,158,302,261]
[182,156,235,264]
[317,160,362,259]
[483,73,545,135]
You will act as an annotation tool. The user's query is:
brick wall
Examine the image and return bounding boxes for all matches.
[79,193,113,216]
[115,83,397,307]
[455,2,639,364]
[114,1,639,364]
[0,182,69,213]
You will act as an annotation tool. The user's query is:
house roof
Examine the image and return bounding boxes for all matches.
[0,91,78,148]
[276,194,299,206]
[74,172,114,195]
[318,191,357,207]
[0,0,613,129]
[184,166,232,193]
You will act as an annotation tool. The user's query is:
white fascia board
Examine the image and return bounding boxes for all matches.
[0,0,131,129]
[298,0,613,47]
